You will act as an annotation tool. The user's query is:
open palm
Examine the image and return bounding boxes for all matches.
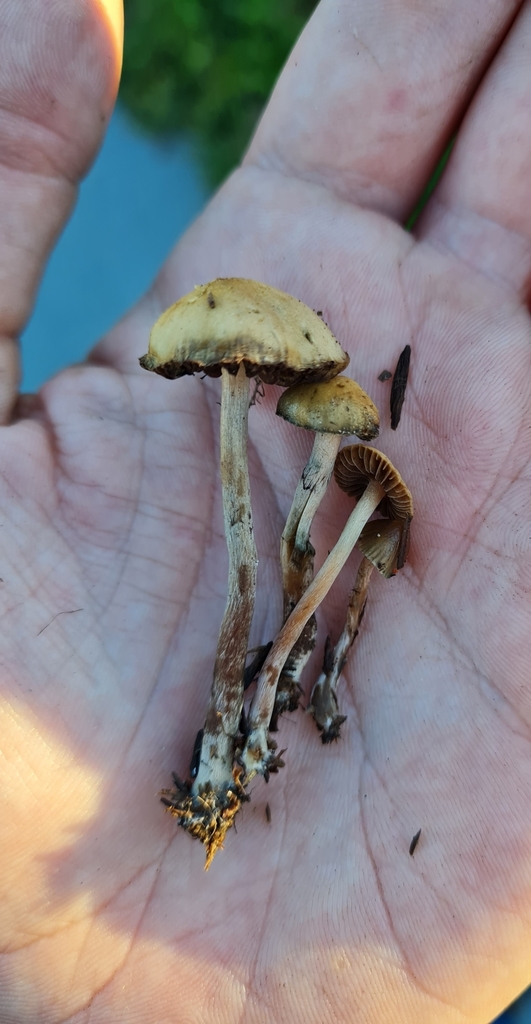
[2,1,531,1021]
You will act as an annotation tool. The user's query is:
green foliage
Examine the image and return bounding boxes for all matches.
[405,140,454,230]
[120,0,317,185]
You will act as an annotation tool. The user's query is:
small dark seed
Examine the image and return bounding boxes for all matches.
[265,802,271,823]
[409,828,422,856]
[378,369,392,382]
[390,344,411,429]
[171,772,188,792]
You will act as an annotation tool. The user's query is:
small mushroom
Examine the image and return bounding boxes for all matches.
[309,517,411,742]
[140,278,349,866]
[333,444,414,520]
[271,377,379,726]
[240,445,411,780]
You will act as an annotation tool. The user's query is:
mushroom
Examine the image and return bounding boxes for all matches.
[309,517,412,742]
[240,444,412,780]
[271,377,379,727]
[140,277,348,866]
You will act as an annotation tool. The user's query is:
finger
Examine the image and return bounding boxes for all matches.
[245,0,522,221]
[418,1,531,297]
[0,0,123,423]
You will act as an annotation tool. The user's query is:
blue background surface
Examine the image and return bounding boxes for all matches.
[19,100,531,1024]
[21,106,207,391]
[496,988,531,1023]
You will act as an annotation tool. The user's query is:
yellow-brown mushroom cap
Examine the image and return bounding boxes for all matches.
[276,377,379,441]
[139,278,349,386]
[334,444,414,520]
[358,519,411,577]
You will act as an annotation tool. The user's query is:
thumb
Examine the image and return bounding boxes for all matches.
[0,0,123,421]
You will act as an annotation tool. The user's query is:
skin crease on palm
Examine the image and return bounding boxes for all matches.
[1,0,531,1020]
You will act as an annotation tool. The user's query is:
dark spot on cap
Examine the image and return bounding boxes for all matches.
[207,292,216,308]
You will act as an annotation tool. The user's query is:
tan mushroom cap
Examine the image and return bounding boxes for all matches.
[358,519,411,578]
[139,278,349,386]
[276,377,379,441]
[334,444,414,521]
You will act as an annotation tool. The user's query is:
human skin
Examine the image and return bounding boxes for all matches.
[1,0,531,1021]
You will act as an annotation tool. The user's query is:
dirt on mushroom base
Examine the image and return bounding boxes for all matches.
[160,766,249,870]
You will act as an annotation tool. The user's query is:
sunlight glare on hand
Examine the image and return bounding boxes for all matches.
[94,0,124,78]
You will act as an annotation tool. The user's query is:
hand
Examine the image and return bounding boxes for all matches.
[2,1,531,1021]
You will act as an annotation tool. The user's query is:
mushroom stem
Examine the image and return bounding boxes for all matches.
[280,432,342,595]
[241,478,385,778]
[293,435,342,557]
[160,366,257,868]
[310,556,374,741]
[273,432,341,726]
[193,364,258,792]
